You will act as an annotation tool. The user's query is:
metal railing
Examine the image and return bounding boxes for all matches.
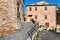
[27,24,38,40]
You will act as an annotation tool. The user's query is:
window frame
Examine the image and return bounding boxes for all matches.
[45,6,47,11]
[45,15,47,19]
[29,7,32,11]
[35,7,37,11]
[35,15,37,19]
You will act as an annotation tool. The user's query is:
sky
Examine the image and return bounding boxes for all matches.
[24,0,60,12]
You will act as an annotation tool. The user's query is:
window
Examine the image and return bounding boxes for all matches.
[17,12,20,18]
[45,6,47,10]
[28,15,32,17]
[45,15,47,19]
[35,7,37,11]
[17,2,19,6]
[35,15,37,19]
[17,7,19,12]
[29,7,32,11]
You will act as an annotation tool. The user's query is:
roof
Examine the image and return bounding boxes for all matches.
[26,1,56,7]
[26,4,56,6]
[35,1,49,5]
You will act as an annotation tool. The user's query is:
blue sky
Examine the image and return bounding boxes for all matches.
[24,0,60,12]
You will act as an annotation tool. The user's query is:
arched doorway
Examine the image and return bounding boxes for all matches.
[45,22,49,28]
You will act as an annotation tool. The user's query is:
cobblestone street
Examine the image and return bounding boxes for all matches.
[0,22,37,40]
[0,22,60,40]
[39,31,60,40]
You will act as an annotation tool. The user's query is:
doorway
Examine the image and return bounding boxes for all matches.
[28,15,32,21]
[45,22,49,28]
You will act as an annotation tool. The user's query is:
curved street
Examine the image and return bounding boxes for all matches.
[39,31,60,40]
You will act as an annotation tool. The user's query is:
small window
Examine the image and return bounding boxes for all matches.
[17,7,19,12]
[29,7,32,11]
[35,7,37,11]
[45,6,47,10]
[28,15,32,17]
[17,2,19,6]
[45,15,47,19]
[17,12,20,18]
[35,15,37,19]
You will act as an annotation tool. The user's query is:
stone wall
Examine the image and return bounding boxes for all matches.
[26,2,56,29]
[19,0,24,22]
[26,6,56,27]
[0,0,18,36]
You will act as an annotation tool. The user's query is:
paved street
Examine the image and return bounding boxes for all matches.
[0,22,37,40]
[0,22,60,40]
[39,31,60,40]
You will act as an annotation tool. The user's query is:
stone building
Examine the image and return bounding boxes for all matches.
[56,8,60,24]
[26,1,56,29]
[17,0,24,22]
[0,0,18,30]
[17,0,24,29]
[0,0,24,35]
[0,0,18,36]
[56,8,60,32]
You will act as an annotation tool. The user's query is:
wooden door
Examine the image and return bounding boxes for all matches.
[45,22,49,28]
